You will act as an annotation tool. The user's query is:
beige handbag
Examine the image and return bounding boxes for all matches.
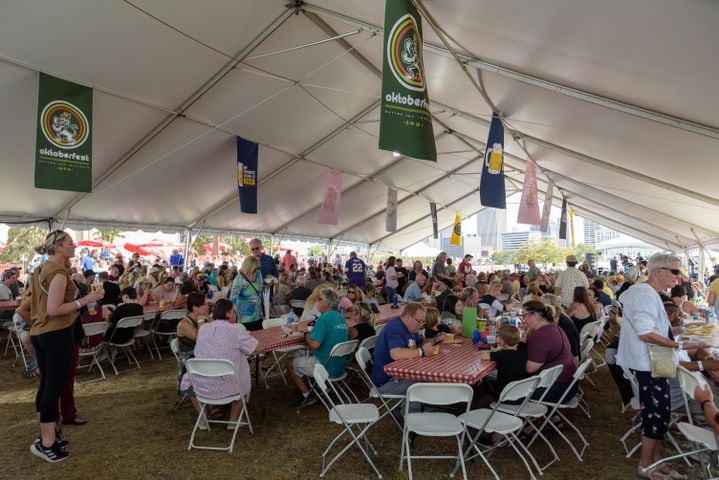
[647,344,677,378]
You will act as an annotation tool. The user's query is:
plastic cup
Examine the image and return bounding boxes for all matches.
[446,333,455,342]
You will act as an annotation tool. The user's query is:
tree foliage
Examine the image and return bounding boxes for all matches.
[96,229,125,243]
[0,226,47,265]
[491,250,517,265]
[222,236,250,255]
[307,245,324,258]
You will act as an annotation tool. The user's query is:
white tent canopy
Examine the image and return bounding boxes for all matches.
[1,1,717,252]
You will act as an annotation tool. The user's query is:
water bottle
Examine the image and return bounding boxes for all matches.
[287,311,295,327]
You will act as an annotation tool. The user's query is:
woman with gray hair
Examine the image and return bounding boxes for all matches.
[616,253,693,480]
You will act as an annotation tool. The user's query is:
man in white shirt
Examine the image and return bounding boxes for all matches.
[554,254,589,308]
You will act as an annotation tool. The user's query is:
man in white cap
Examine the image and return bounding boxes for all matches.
[554,254,589,308]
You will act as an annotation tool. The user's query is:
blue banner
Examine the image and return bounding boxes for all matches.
[236,136,258,214]
[479,113,506,209]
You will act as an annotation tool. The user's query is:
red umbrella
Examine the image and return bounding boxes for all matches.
[138,239,173,248]
[122,243,152,256]
[202,242,232,253]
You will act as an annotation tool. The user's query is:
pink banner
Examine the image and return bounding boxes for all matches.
[517,158,540,225]
[318,168,343,225]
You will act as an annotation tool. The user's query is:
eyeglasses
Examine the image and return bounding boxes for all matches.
[659,267,681,276]
[521,311,535,319]
[251,247,261,251]
[410,314,426,325]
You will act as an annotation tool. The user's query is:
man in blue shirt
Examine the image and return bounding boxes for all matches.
[169,248,184,270]
[345,251,367,287]
[249,238,277,279]
[371,302,435,396]
[80,249,94,273]
[286,288,348,407]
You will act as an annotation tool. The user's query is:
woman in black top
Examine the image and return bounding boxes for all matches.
[348,302,376,342]
[104,287,143,343]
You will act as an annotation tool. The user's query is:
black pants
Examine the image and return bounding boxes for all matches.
[243,319,263,331]
[31,326,75,423]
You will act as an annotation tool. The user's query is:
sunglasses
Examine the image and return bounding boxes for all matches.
[659,267,681,276]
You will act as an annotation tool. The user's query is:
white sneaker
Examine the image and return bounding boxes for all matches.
[226,421,238,431]
[197,416,209,431]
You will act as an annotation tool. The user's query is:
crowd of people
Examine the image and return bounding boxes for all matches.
[7,230,719,478]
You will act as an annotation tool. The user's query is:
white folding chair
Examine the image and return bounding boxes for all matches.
[358,334,377,352]
[290,299,306,317]
[150,309,187,360]
[459,376,541,480]
[527,359,592,461]
[104,315,145,375]
[262,289,271,321]
[185,359,252,453]
[313,363,381,478]
[400,383,473,480]
[374,323,386,336]
[7,313,29,369]
[170,338,190,410]
[77,321,108,383]
[493,365,564,474]
[260,316,305,387]
[322,340,360,404]
[354,346,404,430]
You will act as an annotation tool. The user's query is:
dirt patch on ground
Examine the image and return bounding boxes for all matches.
[0,344,704,480]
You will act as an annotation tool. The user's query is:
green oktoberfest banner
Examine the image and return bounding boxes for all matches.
[379,0,436,161]
[35,73,93,192]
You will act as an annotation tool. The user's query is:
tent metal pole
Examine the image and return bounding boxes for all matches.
[52,7,297,220]
[183,228,192,272]
[301,3,719,142]
[191,99,380,226]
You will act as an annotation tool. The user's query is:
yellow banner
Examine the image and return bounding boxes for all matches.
[450,214,462,246]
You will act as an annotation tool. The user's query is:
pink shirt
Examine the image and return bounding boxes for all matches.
[283,254,298,269]
[180,320,258,399]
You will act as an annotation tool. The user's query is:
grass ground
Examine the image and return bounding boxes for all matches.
[0,342,706,480]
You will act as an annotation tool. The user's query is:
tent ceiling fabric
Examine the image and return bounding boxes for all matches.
[1,0,717,251]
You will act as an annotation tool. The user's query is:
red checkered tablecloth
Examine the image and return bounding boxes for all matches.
[251,323,309,352]
[0,300,20,311]
[384,338,496,384]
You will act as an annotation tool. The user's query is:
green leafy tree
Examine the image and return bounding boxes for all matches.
[96,229,124,243]
[574,243,597,258]
[491,250,517,265]
[307,245,323,258]
[222,236,249,255]
[0,226,47,265]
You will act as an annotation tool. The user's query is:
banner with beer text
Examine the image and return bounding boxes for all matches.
[479,113,506,209]
[385,187,398,232]
[540,181,554,233]
[35,73,93,192]
[318,169,343,225]
[559,197,568,240]
[379,0,436,161]
[236,136,258,214]
[450,214,462,246]
[430,202,438,239]
[517,158,540,225]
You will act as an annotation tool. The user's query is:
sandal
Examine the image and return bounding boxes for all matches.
[658,465,688,480]
[637,465,669,480]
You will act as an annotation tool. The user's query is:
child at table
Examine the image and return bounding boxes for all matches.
[363,284,380,310]
[489,324,528,399]
[423,307,451,339]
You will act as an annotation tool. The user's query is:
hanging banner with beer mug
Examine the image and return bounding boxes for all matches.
[379,0,436,161]
[318,168,343,225]
[35,73,93,192]
[236,136,258,214]
[479,112,506,209]
[385,187,398,232]
[540,181,554,233]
